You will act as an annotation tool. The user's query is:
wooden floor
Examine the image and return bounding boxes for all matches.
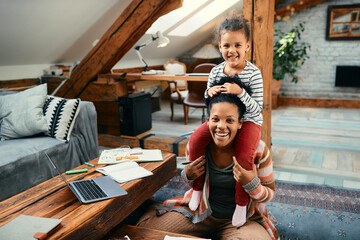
[149,100,360,189]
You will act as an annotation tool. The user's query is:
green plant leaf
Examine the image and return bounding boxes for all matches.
[273,21,310,83]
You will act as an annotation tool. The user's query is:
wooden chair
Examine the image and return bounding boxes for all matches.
[183,63,216,125]
[163,61,188,121]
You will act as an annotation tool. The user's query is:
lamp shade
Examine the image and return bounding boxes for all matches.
[192,44,221,59]
[156,31,170,48]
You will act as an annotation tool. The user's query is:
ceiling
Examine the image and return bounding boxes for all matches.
[0,0,243,79]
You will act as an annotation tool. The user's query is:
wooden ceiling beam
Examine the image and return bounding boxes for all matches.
[56,0,183,99]
[275,0,325,19]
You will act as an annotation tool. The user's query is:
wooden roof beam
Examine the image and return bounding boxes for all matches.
[56,0,183,99]
[275,0,325,19]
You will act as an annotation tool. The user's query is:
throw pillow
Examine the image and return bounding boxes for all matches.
[0,84,48,140]
[43,96,81,142]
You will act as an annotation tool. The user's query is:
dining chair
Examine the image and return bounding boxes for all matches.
[183,63,216,125]
[163,61,188,121]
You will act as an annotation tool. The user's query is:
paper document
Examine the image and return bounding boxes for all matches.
[96,162,153,183]
[97,148,163,165]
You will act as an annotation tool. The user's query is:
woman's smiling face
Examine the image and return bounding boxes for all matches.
[207,101,243,149]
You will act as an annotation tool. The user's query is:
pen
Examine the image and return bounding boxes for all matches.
[66,168,88,174]
[84,162,95,167]
[130,152,143,155]
[181,159,206,165]
[181,162,192,165]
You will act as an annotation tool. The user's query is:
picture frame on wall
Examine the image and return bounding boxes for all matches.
[326,4,360,40]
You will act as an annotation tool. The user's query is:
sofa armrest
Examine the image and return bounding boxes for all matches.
[70,101,99,161]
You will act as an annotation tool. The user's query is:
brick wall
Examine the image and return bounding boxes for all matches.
[276,0,360,99]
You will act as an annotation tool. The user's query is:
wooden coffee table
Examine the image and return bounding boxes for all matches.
[0,152,177,240]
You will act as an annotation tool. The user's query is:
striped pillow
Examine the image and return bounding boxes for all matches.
[43,96,81,142]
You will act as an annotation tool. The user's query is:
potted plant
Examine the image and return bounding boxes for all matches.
[272,22,311,95]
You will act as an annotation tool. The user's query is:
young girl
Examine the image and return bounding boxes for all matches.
[187,14,263,227]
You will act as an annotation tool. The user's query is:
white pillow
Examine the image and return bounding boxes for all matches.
[43,96,81,142]
[0,84,48,140]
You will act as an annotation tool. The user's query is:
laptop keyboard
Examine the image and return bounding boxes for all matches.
[73,180,108,201]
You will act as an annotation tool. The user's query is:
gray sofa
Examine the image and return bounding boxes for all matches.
[0,100,99,201]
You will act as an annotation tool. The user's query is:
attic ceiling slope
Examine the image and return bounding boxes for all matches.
[56,0,183,99]
[0,0,130,66]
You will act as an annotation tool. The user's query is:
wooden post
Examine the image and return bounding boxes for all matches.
[243,0,274,147]
[56,0,183,99]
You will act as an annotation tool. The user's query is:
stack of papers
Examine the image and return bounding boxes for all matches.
[96,162,153,183]
[97,148,163,165]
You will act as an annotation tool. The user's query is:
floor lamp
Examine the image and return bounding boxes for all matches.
[134,31,170,74]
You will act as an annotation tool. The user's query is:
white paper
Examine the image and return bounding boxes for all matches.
[96,162,153,183]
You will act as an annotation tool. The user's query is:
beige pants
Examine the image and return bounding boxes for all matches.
[136,204,271,240]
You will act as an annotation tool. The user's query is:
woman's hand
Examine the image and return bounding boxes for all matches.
[233,157,257,185]
[208,86,222,97]
[185,156,206,180]
[220,82,243,95]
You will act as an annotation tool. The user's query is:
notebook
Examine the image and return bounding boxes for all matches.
[45,153,127,204]
[0,215,61,240]
[96,161,153,183]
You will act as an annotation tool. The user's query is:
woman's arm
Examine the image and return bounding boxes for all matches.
[181,144,206,187]
[233,144,275,203]
[244,145,275,203]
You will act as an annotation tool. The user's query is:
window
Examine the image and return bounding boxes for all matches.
[146,0,239,37]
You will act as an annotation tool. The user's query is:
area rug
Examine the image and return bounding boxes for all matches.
[151,171,360,240]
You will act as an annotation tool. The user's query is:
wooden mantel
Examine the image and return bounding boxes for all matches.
[55,0,183,99]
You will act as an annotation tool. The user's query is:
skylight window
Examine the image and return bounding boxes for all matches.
[168,0,239,37]
[146,0,207,34]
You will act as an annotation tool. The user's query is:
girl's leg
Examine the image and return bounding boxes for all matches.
[188,122,212,164]
[232,122,261,227]
[188,122,212,210]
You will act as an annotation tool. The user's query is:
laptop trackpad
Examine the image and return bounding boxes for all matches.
[95,176,128,197]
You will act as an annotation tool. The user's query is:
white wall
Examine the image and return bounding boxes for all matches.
[276,0,360,99]
[0,64,52,80]
[0,0,131,80]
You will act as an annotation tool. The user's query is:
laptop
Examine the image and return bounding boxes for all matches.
[45,153,127,204]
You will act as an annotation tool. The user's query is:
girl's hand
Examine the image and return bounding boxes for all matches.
[185,156,206,180]
[233,157,257,185]
[208,86,222,97]
[220,82,243,95]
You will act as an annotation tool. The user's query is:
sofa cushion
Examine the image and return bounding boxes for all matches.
[0,84,48,141]
[43,96,81,141]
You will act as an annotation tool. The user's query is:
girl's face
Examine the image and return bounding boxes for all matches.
[207,102,243,149]
[219,30,250,70]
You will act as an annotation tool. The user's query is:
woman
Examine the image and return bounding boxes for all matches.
[136,92,278,240]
